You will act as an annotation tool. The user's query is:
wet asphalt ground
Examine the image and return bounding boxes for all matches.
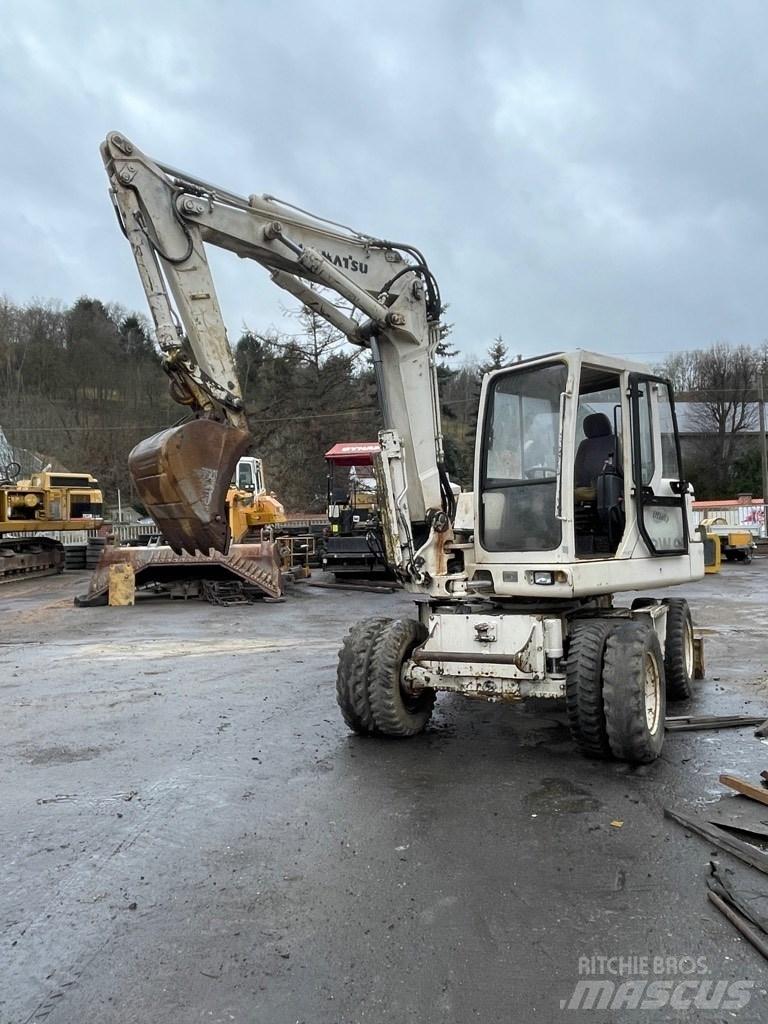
[1,564,768,1023]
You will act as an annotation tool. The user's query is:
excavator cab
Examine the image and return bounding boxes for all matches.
[475,350,702,597]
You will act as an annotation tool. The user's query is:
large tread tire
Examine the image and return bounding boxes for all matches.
[368,619,435,737]
[336,617,392,735]
[603,621,666,765]
[663,598,694,701]
[565,618,620,758]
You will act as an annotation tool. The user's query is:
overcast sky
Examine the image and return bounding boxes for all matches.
[2,0,768,364]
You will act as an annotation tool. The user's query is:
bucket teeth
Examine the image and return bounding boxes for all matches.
[128,420,251,555]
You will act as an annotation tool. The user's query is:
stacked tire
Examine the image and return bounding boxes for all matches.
[63,544,87,570]
[86,537,106,570]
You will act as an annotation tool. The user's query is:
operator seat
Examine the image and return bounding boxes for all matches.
[574,413,618,501]
[574,412,624,554]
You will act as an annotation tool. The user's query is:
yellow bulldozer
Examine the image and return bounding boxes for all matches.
[0,462,103,581]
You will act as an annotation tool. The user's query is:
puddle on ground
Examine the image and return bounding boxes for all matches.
[524,777,602,815]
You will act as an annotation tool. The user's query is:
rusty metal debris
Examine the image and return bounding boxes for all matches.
[707,859,768,962]
[664,805,768,876]
[705,795,768,839]
[199,580,269,605]
[708,859,768,935]
[128,420,251,555]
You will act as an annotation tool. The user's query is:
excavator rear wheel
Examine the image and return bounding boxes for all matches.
[565,618,620,758]
[662,598,694,702]
[336,617,392,735]
[368,619,435,737]
[602,620,666,764]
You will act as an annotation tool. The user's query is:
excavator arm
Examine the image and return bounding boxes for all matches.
[101,132,454,582]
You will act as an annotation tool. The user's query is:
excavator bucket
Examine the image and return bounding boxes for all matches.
[129,420,252,555]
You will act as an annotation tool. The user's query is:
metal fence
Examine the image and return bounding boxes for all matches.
[2,524,161,546]
[691,502,766,537]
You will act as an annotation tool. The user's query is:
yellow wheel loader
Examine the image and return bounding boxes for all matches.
[99,131,705,762]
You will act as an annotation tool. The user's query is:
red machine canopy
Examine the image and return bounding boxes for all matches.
[324,442,380,467]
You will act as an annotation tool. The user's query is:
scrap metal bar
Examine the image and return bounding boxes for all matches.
[707,891,768,962]
[307,580,398,595]
[665,714,767,732]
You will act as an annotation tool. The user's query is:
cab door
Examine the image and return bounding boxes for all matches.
[628,374,689,556]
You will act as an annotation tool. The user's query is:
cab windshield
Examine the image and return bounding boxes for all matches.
[481,361,566,552]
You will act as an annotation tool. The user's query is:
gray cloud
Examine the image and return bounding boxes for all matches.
[1,0,767,362]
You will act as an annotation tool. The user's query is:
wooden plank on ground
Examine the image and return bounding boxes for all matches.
[720,774,768,808]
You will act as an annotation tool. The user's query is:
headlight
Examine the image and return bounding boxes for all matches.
[532,570,554,585]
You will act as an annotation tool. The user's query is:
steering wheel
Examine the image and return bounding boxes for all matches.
[524,466,557,480]
[0,460,21,484]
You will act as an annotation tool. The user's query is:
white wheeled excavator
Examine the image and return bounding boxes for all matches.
[101,132,704,764]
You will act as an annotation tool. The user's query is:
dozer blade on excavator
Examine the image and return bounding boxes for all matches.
[129,420,251,555]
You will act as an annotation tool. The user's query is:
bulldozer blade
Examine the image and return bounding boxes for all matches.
[129,420,251,555]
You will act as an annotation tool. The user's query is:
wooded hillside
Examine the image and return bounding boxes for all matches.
[0,296,479,512]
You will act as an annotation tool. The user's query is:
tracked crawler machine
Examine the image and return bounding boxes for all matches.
[101,132,704,763]
[0,463,103,580]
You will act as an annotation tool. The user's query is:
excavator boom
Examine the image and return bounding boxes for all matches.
[101,132,448,571]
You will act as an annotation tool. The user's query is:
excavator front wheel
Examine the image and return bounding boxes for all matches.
[336,617,435,737]
[336,617,393,735]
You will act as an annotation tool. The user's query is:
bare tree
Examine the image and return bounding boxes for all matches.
[657,343,764,495]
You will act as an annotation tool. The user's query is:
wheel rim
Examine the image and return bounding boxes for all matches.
[683,619,694,678]
[644,652,661,732]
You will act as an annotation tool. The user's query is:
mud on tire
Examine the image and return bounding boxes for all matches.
[565,618,620,758]
[368,618,435,737]
[602,620,666,765]
[336,617,392,735]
